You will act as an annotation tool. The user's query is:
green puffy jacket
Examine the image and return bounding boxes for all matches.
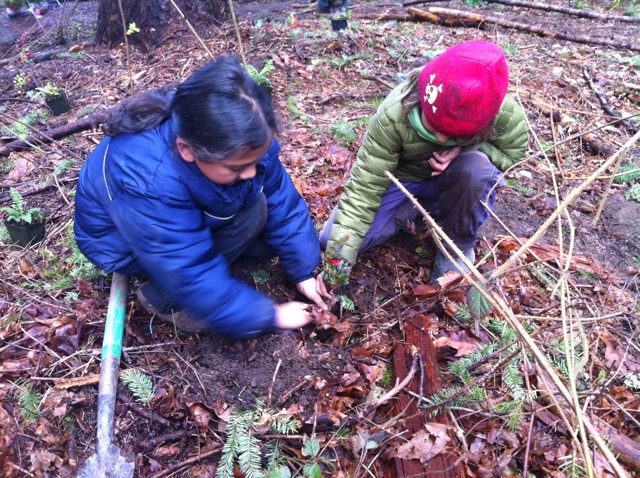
[326,83,529,265]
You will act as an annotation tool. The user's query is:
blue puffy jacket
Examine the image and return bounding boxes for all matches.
[74,119,321,339]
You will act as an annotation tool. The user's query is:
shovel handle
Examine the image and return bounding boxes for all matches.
[96,272,128,448]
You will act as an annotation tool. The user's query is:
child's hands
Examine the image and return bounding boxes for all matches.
[296,276,333,310]
[274,302,314,329]
[429,146,461,176]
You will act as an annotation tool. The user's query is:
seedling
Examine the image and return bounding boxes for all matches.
[321,257,350,286]
[34,81,64,99]
[247,59,275,89]
[1,188,43,225]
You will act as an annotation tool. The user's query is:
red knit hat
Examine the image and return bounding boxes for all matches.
[418,40,509,137]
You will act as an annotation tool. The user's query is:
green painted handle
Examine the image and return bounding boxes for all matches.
[101,273,128,360]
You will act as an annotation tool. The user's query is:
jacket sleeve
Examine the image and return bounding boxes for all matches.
[260,141,321,284]
[475,94,529,171]
[109,187,276,340]
[326,107,401,265]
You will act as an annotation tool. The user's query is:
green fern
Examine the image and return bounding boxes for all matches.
[1,187,42,224]
[422,385,465,416]
[237,429,264,478]
[217,409,251,478]
[453,302,473,323]
[13,379,43,425]
[493,399,525,431]
[121,369,155,404]
[331,122,357,142]
[217,403,300,478]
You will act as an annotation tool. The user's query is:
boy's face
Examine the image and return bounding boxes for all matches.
[177,137,271,186]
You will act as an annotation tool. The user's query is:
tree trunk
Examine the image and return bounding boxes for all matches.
[96,0,228,51]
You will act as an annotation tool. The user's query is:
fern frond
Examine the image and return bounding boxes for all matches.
[422,385,465,416]
[217,408,252,478]
[503,360,525,401]
[121,369,155,404]
[237,428,265,478]
[269,412,299,435]
[17,385,43,425]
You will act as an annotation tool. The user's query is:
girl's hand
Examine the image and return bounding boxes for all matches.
[274,302,314,329]
[296,276,332,310]
[429,146,461,176]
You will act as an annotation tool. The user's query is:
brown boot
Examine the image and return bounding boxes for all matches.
[136,284,210,334]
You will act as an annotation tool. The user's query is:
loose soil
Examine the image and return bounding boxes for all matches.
[1,1,639,477]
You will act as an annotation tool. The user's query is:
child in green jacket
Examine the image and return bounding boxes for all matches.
[319,40,529,282]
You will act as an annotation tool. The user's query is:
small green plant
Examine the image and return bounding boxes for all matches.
[331,8,352,21]
[501,42,518,56]
[336,294,355,311]
[34,81,63,99]
[1,188,43,224]
[126,22,141,35]
[300,437,325,478]
[331,121,357,142]
[625,183,640,202]
[614,163,640,184]
[505,178,537,197]
[286,97,308,122]
[13,379,43,425]
[49,222,106,287]
[247,59,275,88]
[624,372,640,390]
[121,369,155,404]
[251,269,278,285]
[379,368,393,387]
[216,401,300,478]
[415,246,431,259]
[12,72,28,94]
[321,257,350,286]
[330,53,374,70]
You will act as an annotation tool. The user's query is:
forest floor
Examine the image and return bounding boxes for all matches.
[1,0,639,477]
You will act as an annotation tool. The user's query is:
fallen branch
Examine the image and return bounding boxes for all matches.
[475,0,640,23]
[386,165,638,478]
[0,110,108,158]
[583,66,640,134]
[337,349,419,430]
[406,6,640,52]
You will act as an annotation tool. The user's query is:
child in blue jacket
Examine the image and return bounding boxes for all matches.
[74,56,331,339]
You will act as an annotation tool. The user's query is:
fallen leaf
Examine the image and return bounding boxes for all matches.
[394,423,451,464]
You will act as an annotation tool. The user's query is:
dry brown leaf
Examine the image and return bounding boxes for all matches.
[394,423,451,464]
[186,401,212,433]
[434,336,479,357]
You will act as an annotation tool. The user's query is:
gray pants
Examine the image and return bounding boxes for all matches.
[319,151,503,254]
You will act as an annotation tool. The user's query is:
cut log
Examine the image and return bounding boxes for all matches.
[486,0,640,23]
[406,6,640,52]
[390,313,464,477]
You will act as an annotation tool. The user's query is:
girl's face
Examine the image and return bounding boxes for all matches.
[177,137,271,186]
[420,111,451,143]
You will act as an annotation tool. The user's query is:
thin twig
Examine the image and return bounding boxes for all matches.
[147,444,223,478]
[267,358,282,408]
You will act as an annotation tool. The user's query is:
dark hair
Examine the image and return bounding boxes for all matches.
[102,55,279,162]
[398,68,497,146]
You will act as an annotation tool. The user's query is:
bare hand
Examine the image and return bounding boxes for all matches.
[274,302,314,330]
[429,146,461,176]
[296,276,333,310]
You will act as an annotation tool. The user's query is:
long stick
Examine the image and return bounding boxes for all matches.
[95,273,130,469]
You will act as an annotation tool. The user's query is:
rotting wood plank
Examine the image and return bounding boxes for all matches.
[390,313,464,477]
